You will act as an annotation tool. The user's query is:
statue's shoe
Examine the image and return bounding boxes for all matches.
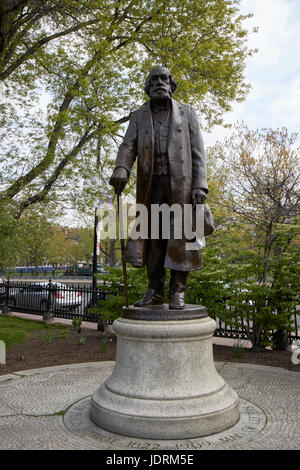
[134,289,164,307]
[169,292,185,309]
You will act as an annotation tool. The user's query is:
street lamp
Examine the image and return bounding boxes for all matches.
[92,206,98,291]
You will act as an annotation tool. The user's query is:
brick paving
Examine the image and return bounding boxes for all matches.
[0,361,299,450]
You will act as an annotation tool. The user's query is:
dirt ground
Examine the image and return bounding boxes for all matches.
[1,323,299,376]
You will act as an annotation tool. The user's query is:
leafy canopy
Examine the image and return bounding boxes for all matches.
[0,0,255,217]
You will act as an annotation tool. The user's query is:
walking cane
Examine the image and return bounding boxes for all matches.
[117,192,129,307]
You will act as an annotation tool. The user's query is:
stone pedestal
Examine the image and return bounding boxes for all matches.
[90,305,239,440]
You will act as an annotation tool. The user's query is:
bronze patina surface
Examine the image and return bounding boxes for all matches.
[110,66,214,310]
[121,304,208,321]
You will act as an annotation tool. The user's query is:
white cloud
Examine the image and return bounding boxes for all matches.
[204,0,300,147]
[242,0,298,66]
[269,79,300,129]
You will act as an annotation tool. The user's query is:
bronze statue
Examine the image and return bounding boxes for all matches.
[109,66,210,309]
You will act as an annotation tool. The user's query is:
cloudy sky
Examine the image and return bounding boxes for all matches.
[203,0,300,146]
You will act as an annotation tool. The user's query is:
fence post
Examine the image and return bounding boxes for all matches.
[97,316,106,331]
[43,279,54,324]
[1,279,11,316]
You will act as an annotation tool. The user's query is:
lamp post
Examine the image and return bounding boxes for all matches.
[92,206,98,292]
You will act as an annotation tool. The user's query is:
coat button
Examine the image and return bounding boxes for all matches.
[178,128,182,133]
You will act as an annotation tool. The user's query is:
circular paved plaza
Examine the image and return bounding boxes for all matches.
[0,361,299,450]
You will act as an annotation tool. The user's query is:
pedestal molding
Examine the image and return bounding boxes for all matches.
[90,307,240,439]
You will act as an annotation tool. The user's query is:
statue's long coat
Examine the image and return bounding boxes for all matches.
[114,99,209,271]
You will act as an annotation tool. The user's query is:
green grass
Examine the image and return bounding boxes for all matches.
[0,316,67,350]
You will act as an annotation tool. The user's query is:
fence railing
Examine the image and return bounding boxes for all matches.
[207,303,300,345]
[1,280,299,345]
[0,280,110,323]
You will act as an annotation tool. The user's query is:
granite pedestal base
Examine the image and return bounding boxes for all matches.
[90,305,239,439]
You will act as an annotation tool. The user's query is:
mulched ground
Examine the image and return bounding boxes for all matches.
[1,324,299,376]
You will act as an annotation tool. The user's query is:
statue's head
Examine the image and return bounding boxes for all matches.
[144,66,177,101]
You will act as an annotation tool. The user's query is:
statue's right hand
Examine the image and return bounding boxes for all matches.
[109,167,129,195]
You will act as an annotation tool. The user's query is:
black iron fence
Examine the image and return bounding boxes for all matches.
[0,280,109,323]
[0,280,299,345]
[207,304,300,346]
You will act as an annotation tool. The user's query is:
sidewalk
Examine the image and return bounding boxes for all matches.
[0,360,299,449]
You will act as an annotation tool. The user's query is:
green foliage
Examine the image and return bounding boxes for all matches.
[232,339,245,358]
[57,330,69,339]
[76,228,94,264]
[92,228,299,351]
[101,335,108,353]
[0,203,97,271]
[15,210,57,271]
[91,133,299,349]
[0,0,255,219]
[188,228,299,349]
[78,336,85,345]
[0,205,19,272]
[91,267,150,322]
[202,124,300,349]
[43,333,53,344]
[72,317,82,333]
[0,205,64,271]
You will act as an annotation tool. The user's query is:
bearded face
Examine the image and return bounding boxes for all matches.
[146,67,173,102]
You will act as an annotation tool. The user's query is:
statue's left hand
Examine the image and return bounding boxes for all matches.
[192,189,207,206]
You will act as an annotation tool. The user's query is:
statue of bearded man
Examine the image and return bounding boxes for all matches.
[110,66,211,310]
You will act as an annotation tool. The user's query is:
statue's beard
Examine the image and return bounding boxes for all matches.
[150,88,172,104]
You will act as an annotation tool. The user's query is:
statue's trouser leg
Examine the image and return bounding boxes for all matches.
[169,270,189,308]
[170,270,189,294]
[146,238,167,297]
[146,175,172,298]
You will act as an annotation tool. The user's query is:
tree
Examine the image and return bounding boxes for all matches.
[215,125,300,281]
[75,227,94,264]
[0,203,20,272]
[0,0,256,219]
[14,210,57,272]
[46,227,83,267]
[207,124,300,349]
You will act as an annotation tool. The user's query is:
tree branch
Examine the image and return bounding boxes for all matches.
[1,18,99,80]
[16,126,100,216]
[1,5,160,206]
[1,48,104,202]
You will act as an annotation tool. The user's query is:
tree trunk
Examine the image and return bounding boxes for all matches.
[273,329,289,351]
[251,318,264,351]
